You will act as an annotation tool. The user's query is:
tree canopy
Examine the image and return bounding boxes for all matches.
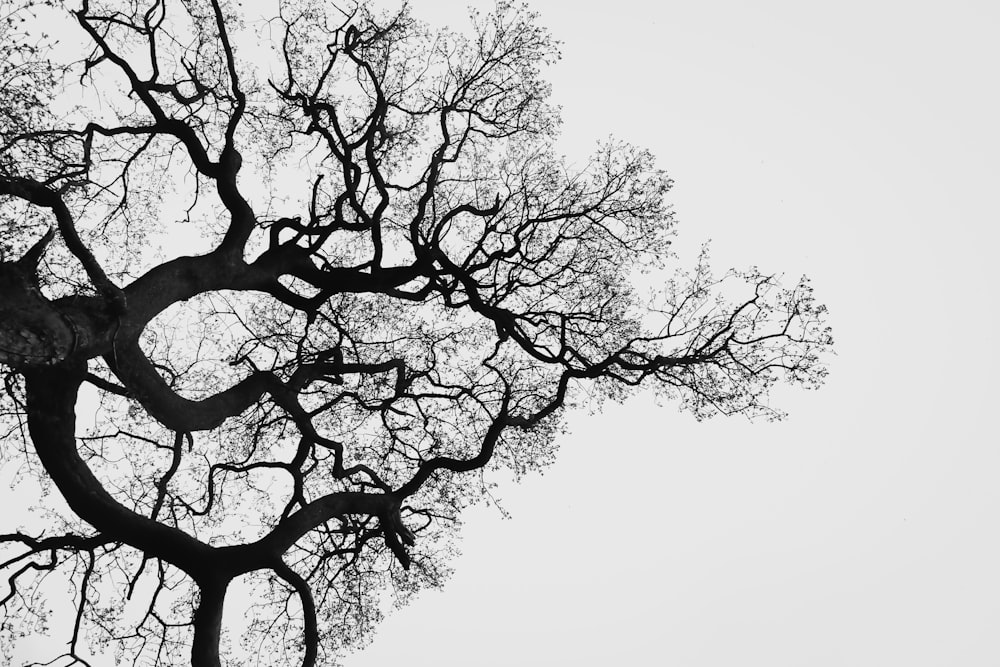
[0,1,832,665]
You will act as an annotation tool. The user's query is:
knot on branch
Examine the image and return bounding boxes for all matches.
[344,25,360,52]
[381,505,415,570]
[0,229,77,368]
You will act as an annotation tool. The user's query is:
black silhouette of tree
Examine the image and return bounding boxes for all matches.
[0,1,832,665]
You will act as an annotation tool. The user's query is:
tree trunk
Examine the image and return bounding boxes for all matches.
[191,579,229,667]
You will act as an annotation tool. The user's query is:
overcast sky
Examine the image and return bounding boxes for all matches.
[5,1,998,665]
[349,1,1000,665]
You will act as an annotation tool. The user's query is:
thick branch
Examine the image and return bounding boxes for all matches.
[191,578,228,667]
[107,339,272,431]
[23,362,215,577]
[273,561,319,667]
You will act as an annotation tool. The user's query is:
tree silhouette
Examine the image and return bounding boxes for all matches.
[0,1,832,665]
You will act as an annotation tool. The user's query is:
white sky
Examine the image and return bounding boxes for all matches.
[349,1,1000,665]
[5,1,1000,665]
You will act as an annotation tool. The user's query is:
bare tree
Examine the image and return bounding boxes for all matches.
[0,1,832,665]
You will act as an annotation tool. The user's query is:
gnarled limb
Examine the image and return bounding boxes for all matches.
[23,362,214,577]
